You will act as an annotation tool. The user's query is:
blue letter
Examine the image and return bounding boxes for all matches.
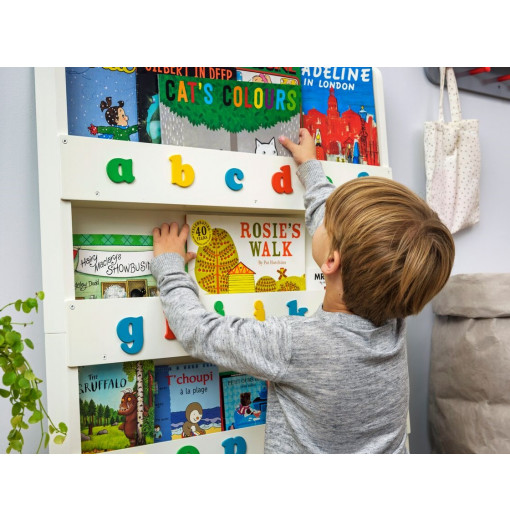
[222,436,247,454]
[117,316,144,354]
[225,168,244,191]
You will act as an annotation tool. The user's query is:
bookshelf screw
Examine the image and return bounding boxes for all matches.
[62,138,67,144]
[102,354,107,360]
[69,304,75,310]
[95,191,100,197]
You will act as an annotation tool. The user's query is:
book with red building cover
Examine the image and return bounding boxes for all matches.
[185,213,306,296]
[300,67,379,166]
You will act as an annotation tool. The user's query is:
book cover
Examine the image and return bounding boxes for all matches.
[165,362,222,440]
[73,234,156,299]
[78,360,155,453]
[301,67,379,165]
[65,67,139,141]
[136,67,236,144]
[158,68,301,156]
[220,373,268,430]
[154,365,172,443]
[186,214,306,295]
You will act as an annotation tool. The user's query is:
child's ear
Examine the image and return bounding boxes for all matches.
[321,250,341,275]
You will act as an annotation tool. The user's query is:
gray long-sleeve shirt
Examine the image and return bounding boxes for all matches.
[151,160,409,453]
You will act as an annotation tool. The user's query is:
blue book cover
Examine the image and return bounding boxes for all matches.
[300,67,379,165]
[167,362,222,440]
[154,365,172,443]
[220,373,268,430]
[65,67,139,141]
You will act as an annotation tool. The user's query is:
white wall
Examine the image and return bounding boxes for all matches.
[1,67,508,453]
[0,68,47,453]
[381,67,510,452]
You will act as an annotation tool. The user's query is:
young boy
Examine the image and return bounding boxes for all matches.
[151,129,455,453]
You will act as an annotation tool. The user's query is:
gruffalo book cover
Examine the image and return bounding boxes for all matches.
[78,360,155,453]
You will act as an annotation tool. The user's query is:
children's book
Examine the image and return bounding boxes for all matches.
[65,67,139,141]
[73,234,156,299]
[186,214,306,295]
[158,68,301,156]
[136,67,237,144]
[154,365,172,443]
[78,360,155,453]
[164,362,222,440]
[220,372,268,430]
[301,67,379,165]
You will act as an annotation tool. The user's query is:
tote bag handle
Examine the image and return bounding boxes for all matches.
[438,67,462,123]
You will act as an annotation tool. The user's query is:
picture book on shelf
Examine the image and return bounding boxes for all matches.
[136,67,236,144]
[158,67,301,156]
[65,67,139,141]
[162,362,222,440]
[78,360,155,453]
[220,372,268,430]
[186,213,306,295]
[154,365,172,443]
[301,67,379,165]
[73,234,156,299]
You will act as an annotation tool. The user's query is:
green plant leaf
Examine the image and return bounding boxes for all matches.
[36,291,45,300]
[58,422,68,434]
[5,331,21,346]
[49,425,55,434]
[12,403,23,416]
[14,300,22,312]
[17,377,30,389]
[11,415,22,428]
[43,433,50,448]
[0,388,10,398]
[2,371,16,386]
[24,338,34,349]
[53,435,66,445]
[9,439,22,452]
[28,410,43,424]
[24,370,35,381]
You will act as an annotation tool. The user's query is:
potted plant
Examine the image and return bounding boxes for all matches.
[0,292,67,453]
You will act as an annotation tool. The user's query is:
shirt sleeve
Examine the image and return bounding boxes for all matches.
[151,252,292,382]
[297,159,337,236]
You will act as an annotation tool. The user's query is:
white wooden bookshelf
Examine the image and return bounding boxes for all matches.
[34,67,394,454]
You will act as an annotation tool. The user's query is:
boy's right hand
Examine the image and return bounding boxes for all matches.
[279,128,316,166]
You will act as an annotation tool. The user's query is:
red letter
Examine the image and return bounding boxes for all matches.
[271,165,293,194]
[240,222,251,238]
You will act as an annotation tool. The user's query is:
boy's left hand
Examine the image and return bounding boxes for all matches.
[152,223,197,264]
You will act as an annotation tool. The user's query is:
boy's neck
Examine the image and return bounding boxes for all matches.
[321,273,352,314]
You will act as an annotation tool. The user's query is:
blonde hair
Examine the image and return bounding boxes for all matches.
[324,177,455,326]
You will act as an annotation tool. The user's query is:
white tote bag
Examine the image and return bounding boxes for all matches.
[424,67,481,234]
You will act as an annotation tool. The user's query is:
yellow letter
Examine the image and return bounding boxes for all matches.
[169,155,195,187]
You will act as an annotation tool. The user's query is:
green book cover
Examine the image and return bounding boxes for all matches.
[73,234,156,299]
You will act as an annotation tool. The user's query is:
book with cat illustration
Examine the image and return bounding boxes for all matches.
[186,213,306,296]
[160,362,222,440]
[300,67,379,165]
[220,372,268,430]
[158,67,301,156]
[136,67,237,144]
[65,67,139,141]
[73,234,156,299]
[78,360,155,453]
